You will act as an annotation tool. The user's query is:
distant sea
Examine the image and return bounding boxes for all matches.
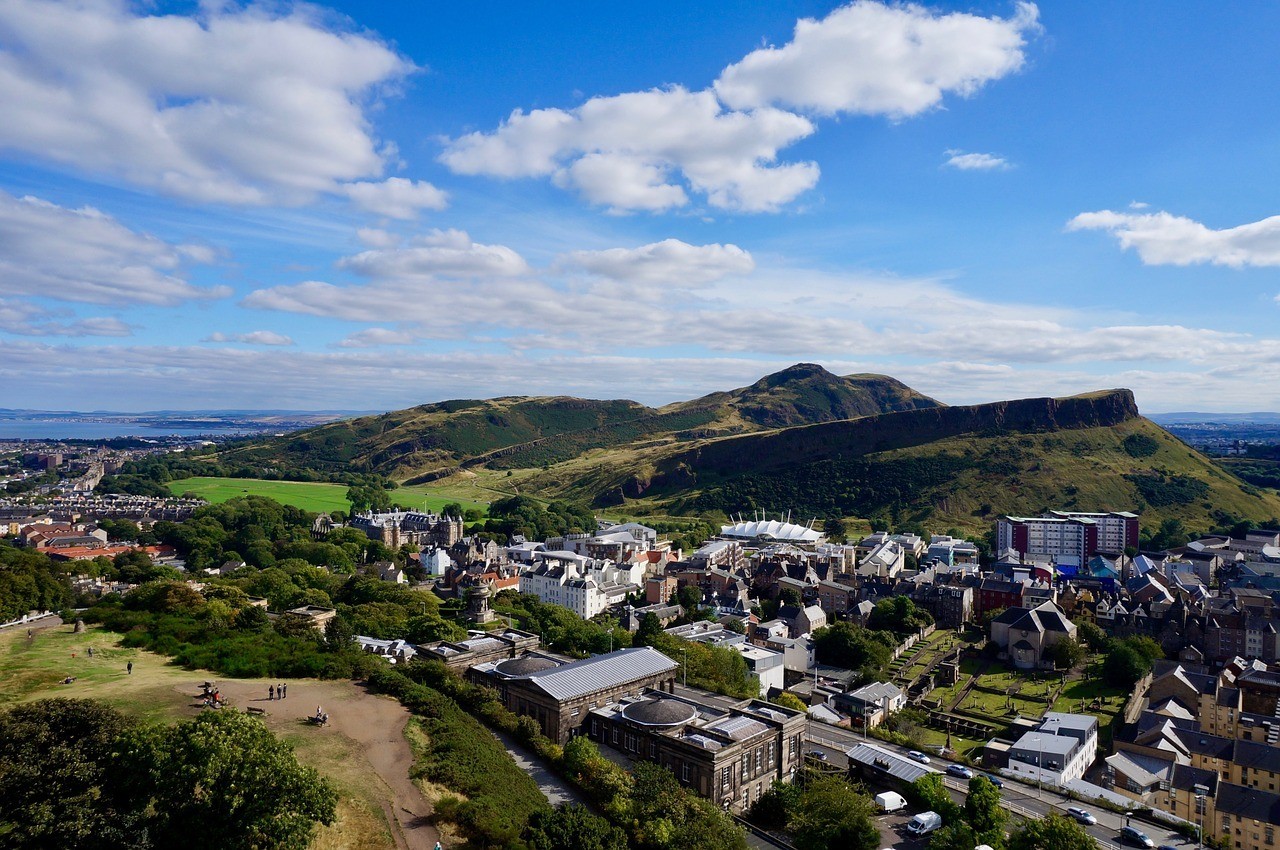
[0,420,261,440]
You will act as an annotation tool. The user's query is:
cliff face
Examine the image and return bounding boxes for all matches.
[648,389,1140,482]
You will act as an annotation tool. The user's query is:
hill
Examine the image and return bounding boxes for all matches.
[216,365,940,479]
[521,389,1280,537]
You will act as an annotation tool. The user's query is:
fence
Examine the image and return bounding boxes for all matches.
[0,610,55,630]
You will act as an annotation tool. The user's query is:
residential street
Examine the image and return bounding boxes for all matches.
[805,720,1196,850]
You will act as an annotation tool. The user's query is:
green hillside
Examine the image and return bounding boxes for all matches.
[518,389,1280,537]
[215,364,941,480]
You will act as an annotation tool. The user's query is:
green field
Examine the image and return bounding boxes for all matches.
[168,476,489,515]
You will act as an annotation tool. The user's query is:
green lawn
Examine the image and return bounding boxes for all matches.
[168,476,488,516]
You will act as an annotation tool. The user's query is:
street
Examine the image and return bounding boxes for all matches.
[805,719,1195,850]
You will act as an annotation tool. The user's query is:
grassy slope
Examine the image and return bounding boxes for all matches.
[168,476,489,515]
[0,624,393,850]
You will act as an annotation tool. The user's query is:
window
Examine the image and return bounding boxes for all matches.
[612,729,618,744]
[722,766,731,790]
[682,763,690,782]
[591,719,598,735]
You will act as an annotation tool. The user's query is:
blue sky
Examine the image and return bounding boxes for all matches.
[3,0,1280,412]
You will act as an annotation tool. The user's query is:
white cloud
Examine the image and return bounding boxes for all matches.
[0,190,227,305]
[204,330,294,346]
[944,150,1010,171]
[342,178,448,219]
[560,239,754,285]
[0,0,412,204]
[0,299,131,337]
[1068,208,1280,267]
[334,327,419,348]
[441,87,818,213]
[337,229,530,279]
[355,228,401,249]
[714,1,1039,117]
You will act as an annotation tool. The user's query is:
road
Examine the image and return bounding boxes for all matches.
[806,720,1193,850]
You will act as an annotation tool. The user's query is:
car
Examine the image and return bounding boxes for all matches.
[1156,845,1179,850]
[907,750,931,764]
[1119,826,1155,848]
[982,773,1004,789]
[1066,807,1098,826]
[946,764,974,779]
[806,750,828,761]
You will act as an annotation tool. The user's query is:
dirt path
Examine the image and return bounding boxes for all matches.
[197,679,438,850]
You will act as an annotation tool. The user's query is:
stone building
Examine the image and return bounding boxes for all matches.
[586,689,807,812]
[469,646,679,743]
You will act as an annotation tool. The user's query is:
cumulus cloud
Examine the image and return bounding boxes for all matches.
[559,239,754,285]
[715,1,1038,117]
[440,3,1034,213]
[0,190,227,305]
[944,150,1010,171]
[0,0,412,204]
[1068,208,1280,267]
[441,87,819,213]
[203,330,295,346]
[342,178,448,219]
[0,299,131,337]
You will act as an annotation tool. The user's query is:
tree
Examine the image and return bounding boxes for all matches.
[789,775,880,850]
[747,782,800,830]
[1050,637,1088,670]
[677,584,703,612]
[522,804,627,850]
[930,822,979,850]
[1103,643,1151,687]
[908,774,963,823]
[1074,619,1109,653]
[780,587,803,607]
[965,775,1007,841]
[1007,812,1098,850]
[772,692,808,713]
[868,596,933,634]
[812,621,895,679]
[0,699,152,849]
[824,517,847,543]
[145,710,337,849]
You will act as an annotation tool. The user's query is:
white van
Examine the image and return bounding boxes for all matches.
[874,791,907,813]
[905,811,943,835]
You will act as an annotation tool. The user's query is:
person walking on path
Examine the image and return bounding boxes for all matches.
[126,661,132,675]
[269,685,275,701]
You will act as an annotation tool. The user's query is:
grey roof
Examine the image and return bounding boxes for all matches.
[524,647,677,701]
[1040,712,1098,734]
[1234,739,1280,774]
[849,681,905,702]
[621,697,698,727]
[1011,731,1078,757]
[1216,782,1280,822]
[847,742,934,783]
[494,656,560,677]
[707,715,769,741]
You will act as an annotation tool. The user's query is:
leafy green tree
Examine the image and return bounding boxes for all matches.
[145,710,337,849]
[629,761,746,850]
[867,596,934,634]
[1103,643,1150,687]
[1007,812,1098,850]
[824,517,847,543]
[772,692,808,712]
[1050,637,1088,670]
[746,782,801,830]
[965,775,1007,841]
[1074,619,1109,653]
[931,822,979,850]
[811,621,895,679]
[789,775,879,850]
[677,584,704,612]
[908,774,963,823]
[523,803,627,850]
[1123,634,1164,664]
[0,699,152,849]
[779,587,803,606]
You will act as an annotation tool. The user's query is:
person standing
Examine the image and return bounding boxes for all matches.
[281,683,287,699]
[127,661,132,675]
[269,684,275,700]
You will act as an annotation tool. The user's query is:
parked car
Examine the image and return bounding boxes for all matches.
[1156,845,1179,850]
[1119,826,1155,848]
[982,773,1004,789]
[907,750,931,764]
[946,764,974,779]
[1066,807,1098,826]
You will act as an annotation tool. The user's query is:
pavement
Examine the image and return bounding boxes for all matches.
[806,719,1194,850]
[491,728,592,809]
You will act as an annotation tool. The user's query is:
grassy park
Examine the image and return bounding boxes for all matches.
[168,476,489,516]
[0,621,406,850]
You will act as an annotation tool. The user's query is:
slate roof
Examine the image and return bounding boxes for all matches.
[1216,782,1280,822]
[524,647,677,701]
[847,742,935,783]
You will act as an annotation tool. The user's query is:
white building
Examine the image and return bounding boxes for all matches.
[518,551,643,619]
[1006,712,1098,787]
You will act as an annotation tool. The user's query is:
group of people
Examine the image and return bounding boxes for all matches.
[267,683,288,700]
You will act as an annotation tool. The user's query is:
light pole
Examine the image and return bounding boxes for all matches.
[1195,790,1207,850]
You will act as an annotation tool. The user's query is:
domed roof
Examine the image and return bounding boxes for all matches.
[720,518,823,543]
[495,656,560,677]
[621,697,698,727]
